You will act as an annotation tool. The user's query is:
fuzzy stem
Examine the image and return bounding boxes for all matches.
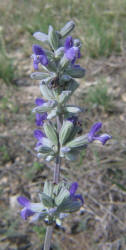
[43,225,53,250]
[43,115,62,250]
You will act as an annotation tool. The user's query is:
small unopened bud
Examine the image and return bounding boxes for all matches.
[60,21,75,38]
[74,39,81,47]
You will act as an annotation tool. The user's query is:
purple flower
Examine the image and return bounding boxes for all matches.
[67,116,78,125]
[69,182,84,204]
[35,98,47,126]
[17,196,45,221]
[64,36,80,63]
[88,122,112,145]
[32,45,48,70]
[17,196,35,220]
[34,129,46,150]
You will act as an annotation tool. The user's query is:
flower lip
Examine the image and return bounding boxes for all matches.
[17,196,30,207]
[69,182,78,195]
[35,98,45,106]
[32,44,48,70]
[69,182,84,204]
[88,122,112,145]
[32,44,45,55]
[64,36,81,63]
[35,98,47,126]
[34,129,46,140]
[21,207,34,220]
[67,116,78,125]
[17,196,35,220]
[64,36,73,51]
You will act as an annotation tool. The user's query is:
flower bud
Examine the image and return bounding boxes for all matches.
[60,21,75,38]
[59,121,74,145]
[64,105,82,114]
[73,39,81,47]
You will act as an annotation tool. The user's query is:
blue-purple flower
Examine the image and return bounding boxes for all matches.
[17,196,45,221]
[88,122,112,145]
[35,98,47,126]
[69,182,84,204]
[67,116,78,125]
[34,129,46,150]
[32,44,48,70]
[64,36,80,63]
[17,196,35,220]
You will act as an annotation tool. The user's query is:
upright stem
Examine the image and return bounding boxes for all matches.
[43,225,53,250]
[43,115,62,250]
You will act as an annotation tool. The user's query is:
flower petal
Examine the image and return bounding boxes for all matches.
[21,207,34,220]
[35,98,45,106]
[69,182,78,195]
[34,129,46,140]
[33,61,39,70]
[39,55,48,66]
[17,196,30,207]
[64,36,73,50]
[94,133,112,145]
[88,122,102,142]
[65,47,76,61]
[67,116,78,125]
[74,194,84,204]
[36,113,47,126]
[30,212,44,222]
[32,44,45,55]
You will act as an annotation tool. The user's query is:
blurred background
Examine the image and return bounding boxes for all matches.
[0,0,126,249]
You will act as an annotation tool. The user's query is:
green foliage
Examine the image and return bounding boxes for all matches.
[0,145,10,162]
[85,80,113,111]
[0,55,15,84]
[24,7,55,35]
[32,225,46,240]
[0,31,15,84]
[0,97,19,113]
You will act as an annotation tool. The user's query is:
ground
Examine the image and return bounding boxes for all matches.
[0,1,126,249]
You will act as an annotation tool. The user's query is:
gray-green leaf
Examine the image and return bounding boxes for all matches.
[48,25,59,50]
[59,121,74,145]
[55,187,70,206]
[66,134,88,149]
[40,193,54,208]
[64,105,82,114]
[31,72,50,80]
[44,122,58,145]
[33,32,48,42]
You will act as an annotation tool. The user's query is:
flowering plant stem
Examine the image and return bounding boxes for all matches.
[17,21,112,250]
[44,225,53,250]
[44,115,62,250]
